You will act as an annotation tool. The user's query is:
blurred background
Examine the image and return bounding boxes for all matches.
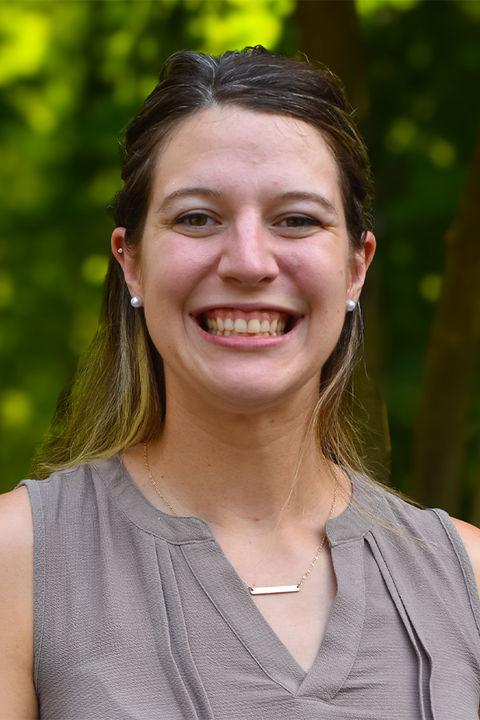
[0,0,479,522]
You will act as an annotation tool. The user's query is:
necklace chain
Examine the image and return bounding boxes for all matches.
[144,442,178,516]
[297,482,336,589]
[143,441,337,593]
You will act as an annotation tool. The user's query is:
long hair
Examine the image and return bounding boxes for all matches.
[33,47,415,522]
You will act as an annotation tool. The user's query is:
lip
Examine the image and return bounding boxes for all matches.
[189,303,304,320]
[190,314,303,349]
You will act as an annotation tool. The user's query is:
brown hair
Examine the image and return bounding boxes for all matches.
[34,46,385,508]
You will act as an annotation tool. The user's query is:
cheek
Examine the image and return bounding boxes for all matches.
[285,247,349,303]
[140,243,209,306]
[286,250,349,349]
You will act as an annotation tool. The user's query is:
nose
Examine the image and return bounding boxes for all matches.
[216,217,279,286]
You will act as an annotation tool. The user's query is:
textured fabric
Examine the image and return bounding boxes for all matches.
[16,456,480,719]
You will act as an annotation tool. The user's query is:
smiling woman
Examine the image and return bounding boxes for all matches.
[1,46,480,719]
[112,104,369,416]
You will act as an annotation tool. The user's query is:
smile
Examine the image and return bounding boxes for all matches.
[192,308,300,338]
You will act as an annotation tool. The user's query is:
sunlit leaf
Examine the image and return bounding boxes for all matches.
[1,389,33,428]
[419,274,442,303]
[188,0,294,53]
[385,117,418,153]
[458,0,480,20]
[428,138,456,168]
[0,7,49,85]
[81,255,109,286]
[10,87,57,133]
[89,170,121,206]
[357,0,419,16]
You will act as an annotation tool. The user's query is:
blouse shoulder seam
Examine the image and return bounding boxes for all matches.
[430,507,480,639]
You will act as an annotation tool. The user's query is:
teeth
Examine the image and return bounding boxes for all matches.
[206,320,287,337]
[234,318,247,333]
[200,309,295,337]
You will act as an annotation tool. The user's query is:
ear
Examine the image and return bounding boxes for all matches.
[111,227,144,298]
[347,231,376,302]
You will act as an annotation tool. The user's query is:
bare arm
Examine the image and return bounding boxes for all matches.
[0,486,38,718]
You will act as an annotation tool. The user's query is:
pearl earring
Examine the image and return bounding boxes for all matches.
[130,295,144,308]
[117,247,124,254]
[346,299,356,312]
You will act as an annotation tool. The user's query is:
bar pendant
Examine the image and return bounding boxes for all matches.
[248,584,300,596]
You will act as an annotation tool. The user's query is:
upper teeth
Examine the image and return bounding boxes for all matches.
[207,317,284,335]
[202,310,289,336]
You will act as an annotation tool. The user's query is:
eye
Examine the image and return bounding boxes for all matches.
[175,212,216,227]
[277,215,320,228]
[274,215,324,236]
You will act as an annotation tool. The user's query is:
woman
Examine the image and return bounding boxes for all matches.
[1,46,479,719]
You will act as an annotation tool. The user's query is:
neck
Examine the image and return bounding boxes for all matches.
[139,390,351,535]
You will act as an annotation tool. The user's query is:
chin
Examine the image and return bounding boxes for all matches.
[201,376,313,415]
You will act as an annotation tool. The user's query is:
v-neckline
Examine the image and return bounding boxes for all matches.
[94,455,384,699]
[181,530,366,697]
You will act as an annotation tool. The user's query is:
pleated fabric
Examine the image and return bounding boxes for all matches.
[17,455,480,719]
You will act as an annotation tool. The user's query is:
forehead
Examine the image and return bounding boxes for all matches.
[151,105,342,207]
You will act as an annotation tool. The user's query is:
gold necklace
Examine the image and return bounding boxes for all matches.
[143,441,336,596]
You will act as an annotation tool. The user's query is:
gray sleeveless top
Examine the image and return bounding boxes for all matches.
[16,456,480,719]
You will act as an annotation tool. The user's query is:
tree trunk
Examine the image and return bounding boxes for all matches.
[295,0,368,117]
[411,127,480,515]
[296,0,390,483]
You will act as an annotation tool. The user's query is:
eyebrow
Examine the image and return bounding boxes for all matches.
[274,191,338,218]
[156,188,222,214]
[156,187,338,218]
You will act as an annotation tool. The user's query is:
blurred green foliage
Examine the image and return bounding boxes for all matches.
[0,0,479,504]
[359,0,480,509]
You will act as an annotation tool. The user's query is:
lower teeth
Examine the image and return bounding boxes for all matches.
[208,330,281,337]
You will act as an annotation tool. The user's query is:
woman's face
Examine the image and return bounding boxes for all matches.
[113,106,375,414]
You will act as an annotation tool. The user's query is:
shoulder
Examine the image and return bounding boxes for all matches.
[0,484,33,554]
[450,517,480,594]
[16,461,108,512]
[0,485,33,613]
[0,487,37,716]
